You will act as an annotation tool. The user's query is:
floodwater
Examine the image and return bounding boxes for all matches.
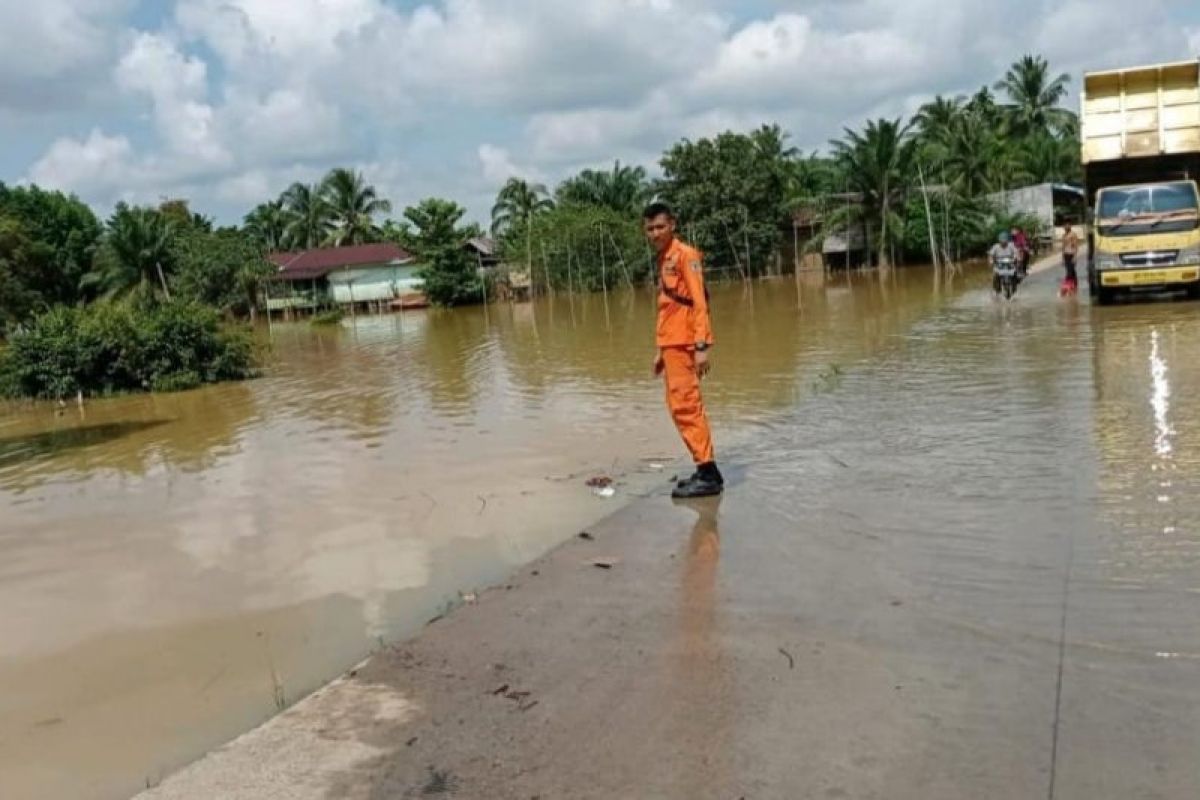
[3,264,1199,798]
[0,268,947,800]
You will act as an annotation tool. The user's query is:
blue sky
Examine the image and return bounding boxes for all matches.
[2,0,1199,226]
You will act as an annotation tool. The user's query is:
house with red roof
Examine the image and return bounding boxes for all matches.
[265,243,425,315]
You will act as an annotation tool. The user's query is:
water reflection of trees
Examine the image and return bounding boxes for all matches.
[0,382,258,493]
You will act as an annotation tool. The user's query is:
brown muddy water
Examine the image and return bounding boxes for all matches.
[3,265,1197,799]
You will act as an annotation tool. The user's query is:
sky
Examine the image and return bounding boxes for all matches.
[2,0,1199,226]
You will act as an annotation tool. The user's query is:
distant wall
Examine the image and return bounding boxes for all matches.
[327,264,423,303]
[988,184,1055,229]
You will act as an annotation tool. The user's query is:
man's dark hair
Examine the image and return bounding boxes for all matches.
[642,201,674,221]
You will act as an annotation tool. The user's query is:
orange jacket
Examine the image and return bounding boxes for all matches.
[656,237,713,348]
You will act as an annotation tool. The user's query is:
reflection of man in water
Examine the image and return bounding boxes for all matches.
[671,495,734,796]
[643,202,724,499]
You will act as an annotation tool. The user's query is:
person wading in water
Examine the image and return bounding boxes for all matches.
[644,202,724,498]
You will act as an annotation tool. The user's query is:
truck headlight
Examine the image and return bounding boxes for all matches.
[1178,247,1200,266]
[1095,253,1122,270]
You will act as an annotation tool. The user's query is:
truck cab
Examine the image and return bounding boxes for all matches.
[1092,179,1200,300]
[1082,59,1200,304]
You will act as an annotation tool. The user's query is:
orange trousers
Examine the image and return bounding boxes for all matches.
[662,347,715,465]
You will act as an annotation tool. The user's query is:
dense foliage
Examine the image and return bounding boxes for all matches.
[404,198,483,307]
[0,301,254,399]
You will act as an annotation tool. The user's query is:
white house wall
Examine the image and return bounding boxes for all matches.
[326,264,424,304]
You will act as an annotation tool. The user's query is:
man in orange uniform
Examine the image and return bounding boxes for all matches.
[643,202,723,498]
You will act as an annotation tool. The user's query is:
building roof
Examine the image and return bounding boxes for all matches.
[268,243,414,281]
[464,236,498,256]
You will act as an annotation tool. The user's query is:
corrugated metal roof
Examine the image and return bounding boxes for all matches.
[268,243,413,281]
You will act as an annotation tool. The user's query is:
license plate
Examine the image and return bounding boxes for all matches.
[1102,268,1200,287]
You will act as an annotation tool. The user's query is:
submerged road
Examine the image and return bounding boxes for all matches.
[138,263,1200,800]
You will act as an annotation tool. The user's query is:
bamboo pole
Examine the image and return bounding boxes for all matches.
[607,230,635,289]
[476,249,489,325]
[918,163,940,273]
[565,242,577,328]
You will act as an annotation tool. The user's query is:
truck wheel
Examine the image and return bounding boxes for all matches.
[1187,283,1200,301]
[1095,285,1115,306]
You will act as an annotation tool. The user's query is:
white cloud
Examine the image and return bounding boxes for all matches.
[12,0,1200,224]
[115,32,228,166]
[478,144,544,185]
[27,129,136,195]
[0,0,133,109]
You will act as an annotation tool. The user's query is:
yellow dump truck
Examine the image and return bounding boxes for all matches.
[1081,59,1200,304]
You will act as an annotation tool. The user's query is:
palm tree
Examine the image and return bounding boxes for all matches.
[490,178,554,237]
[830,118,917,268]
[914,95,963,145]
[281,182,332,250]
[84,204,176,300]
[1017,133,1083,185]
[941,113,1015,197]
[995,55,1073,137]
[556,161,651,215]
[243,200,289,252]
[320,167,392,246]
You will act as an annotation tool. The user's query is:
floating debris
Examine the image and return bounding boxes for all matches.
[592,486,616,498]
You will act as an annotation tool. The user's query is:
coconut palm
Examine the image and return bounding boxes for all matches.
[320,167,392,246]
[83,204,176,300]
[243,199,289,252]
[939,113,1016,197]
[1017,133,1082,185]
[914,95,963,146]
[995,55,1073,137]
[556,161,651,215]
[281,182,332,250]
[490,178,554,237]
[829,118,917,268]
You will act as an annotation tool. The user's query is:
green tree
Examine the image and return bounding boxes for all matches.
[503,204,648,292]
[0,217,46,328]
[556,161,651,215]
[85,204,177,302]
[243,199,289,252]
[281,182,332,249]
[172,227,274,320]
[995,54,1073,137]
[914,95,964,146]
[1017,132,1082,185]
[490,178,554,237]
[319,167,392,246]
[940,112,1017,196]
[658,124,795,276]
[405,198,480,307]
[158,198,214,233]
[0,182,101,308]
[830,118,917,268]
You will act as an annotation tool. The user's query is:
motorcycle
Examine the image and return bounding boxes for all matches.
[993,254,1019,300]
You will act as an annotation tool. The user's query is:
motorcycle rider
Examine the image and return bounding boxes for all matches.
[990,231,1020,295]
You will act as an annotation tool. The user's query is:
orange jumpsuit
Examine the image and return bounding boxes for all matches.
[656,238,715,465]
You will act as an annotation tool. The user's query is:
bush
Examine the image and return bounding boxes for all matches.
[0,301,256,399]
[310,308,345,326]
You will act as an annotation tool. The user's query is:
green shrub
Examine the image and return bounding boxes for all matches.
[310,308,345,326]
[0,301,257,399]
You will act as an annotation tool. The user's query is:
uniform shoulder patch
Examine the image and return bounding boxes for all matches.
[689,259,702,273]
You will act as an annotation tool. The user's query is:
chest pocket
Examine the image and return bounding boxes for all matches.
[660,256,708,308]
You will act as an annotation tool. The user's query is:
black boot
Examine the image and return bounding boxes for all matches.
[672,462,724,498]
